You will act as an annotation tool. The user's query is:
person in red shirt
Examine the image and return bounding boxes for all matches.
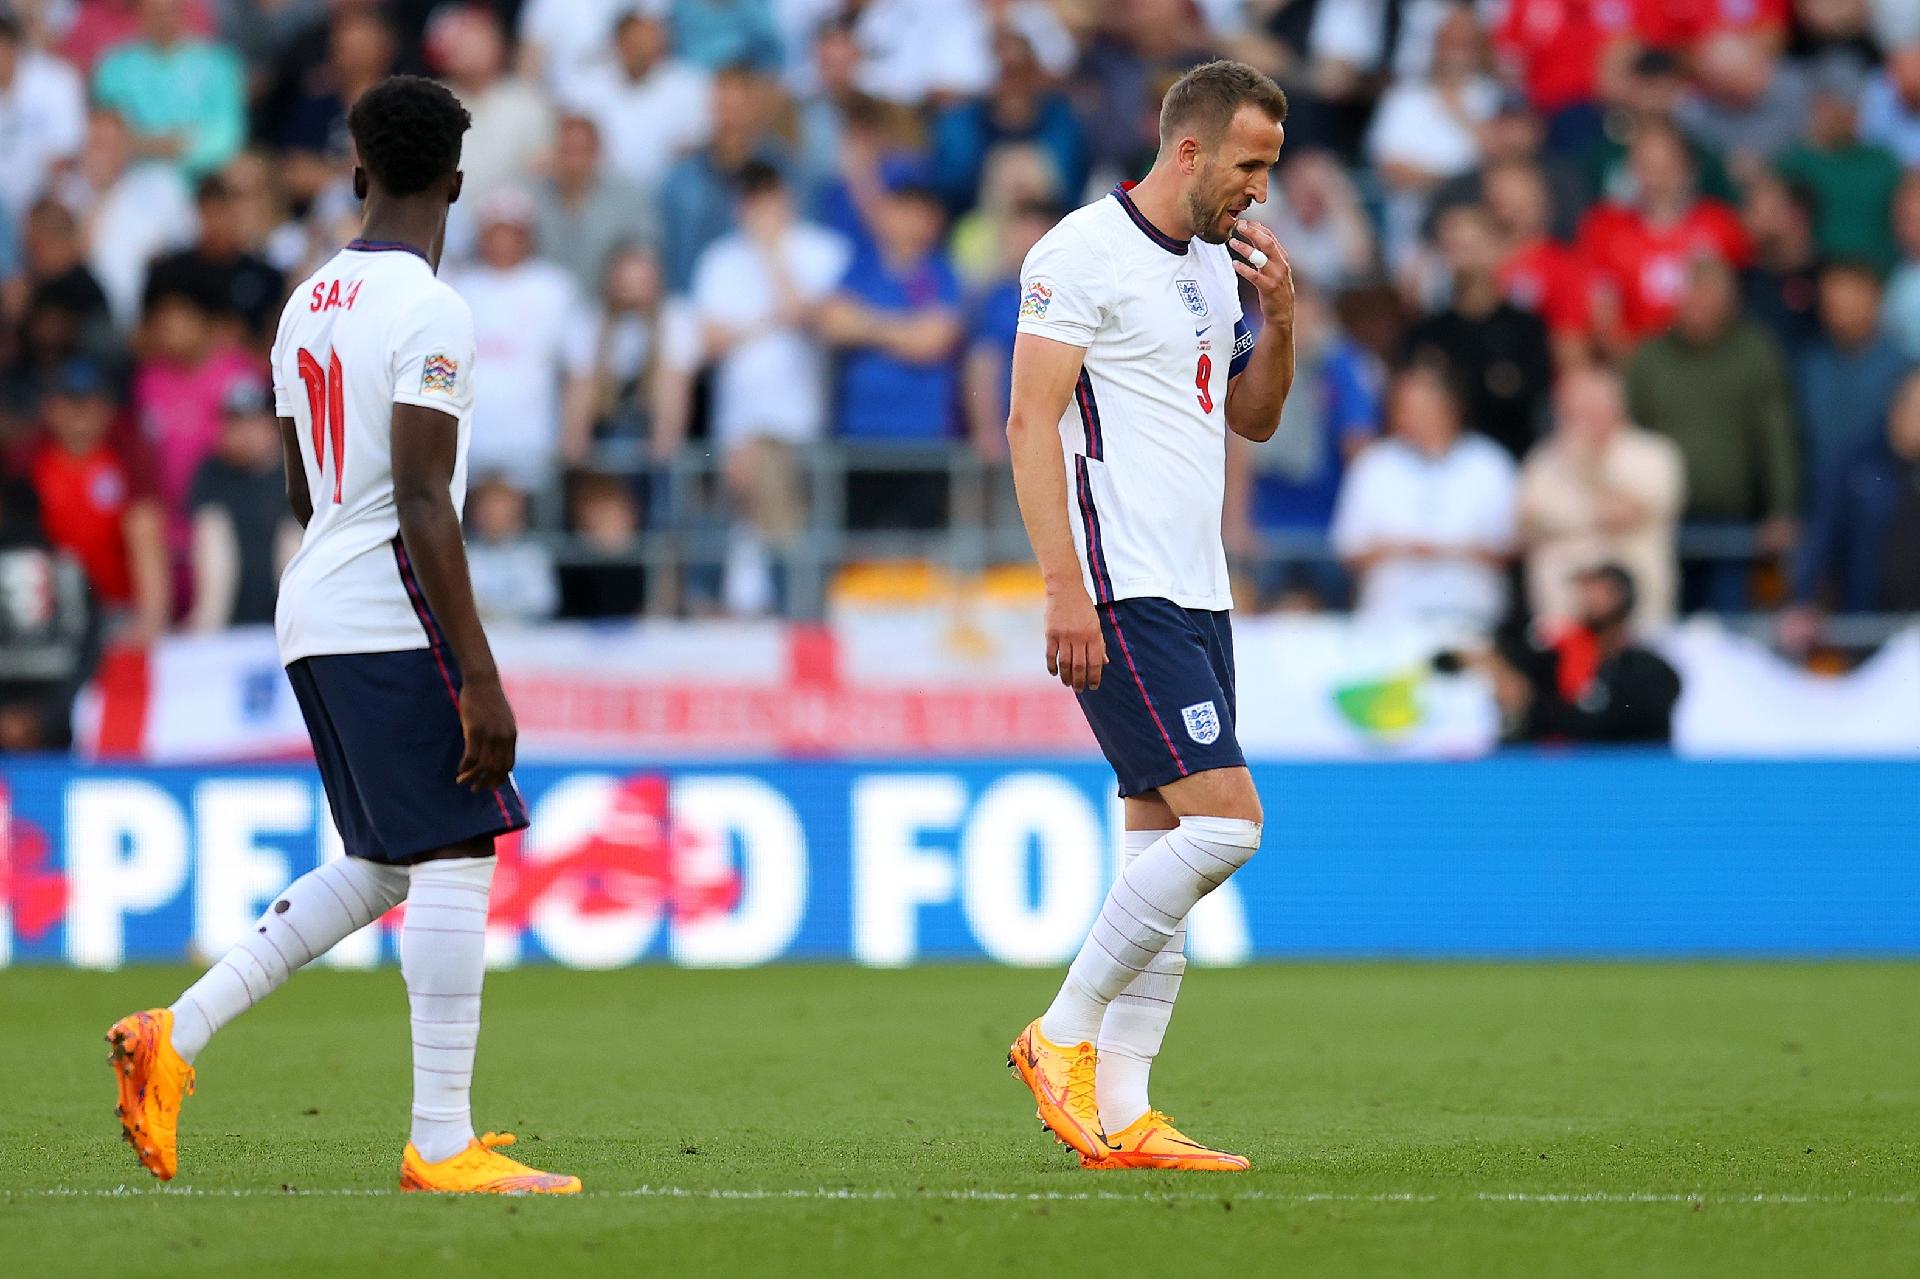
[1495,0,1660,120]
[1576,120,1751,348]
[26,360,171,644]
[1486,157,1609,366]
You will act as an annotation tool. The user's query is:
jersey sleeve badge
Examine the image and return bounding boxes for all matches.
[420,353,461,396]
[1019,279,1054,321]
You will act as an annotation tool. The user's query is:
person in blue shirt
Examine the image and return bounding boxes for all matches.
[930,29,1087,215]
[93,0,246,178]
[1793,259,1914,506]
[660,65,789,295]
[1226,282,1385,608]
[963,199,1060,461]
[817,161,963,528]
[1784,369,1920,643]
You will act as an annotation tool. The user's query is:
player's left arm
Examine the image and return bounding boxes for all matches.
[392,403,517,794]
[278,418,313,528]
[1223,219,1295,444]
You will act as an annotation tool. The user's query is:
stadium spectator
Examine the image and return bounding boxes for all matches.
[1739,172,1823,354]
[557,470,646,619]
[1225,280,1383,610]
[817,160,962,531]
[1074,0,1219,174]
[26,358,169,643]
[14,198,113,371]
[1485,158,1604,366]
[930,26,1086,217]
[0,470,90,751]
[947,143,1058,285]
[63,107,197,329]
[1672,30,1810,169]
[1428,90,1586,243]
[1404,204,1553,461]
[516,0,625,92]
[1776,57,1901,272]
[1784,370,1920,639]
[1584,48,1740,208]
[1493,0,1640,146]
[659,64,787,295]
[684,162,850,614]
[0,13,87,221]
[448,188,591,483]
[794,15,862,192]
[60,0,217,79]
[1859,41,1920,165]
[670,0,783,73]
[144,174,286,349]
[1884,173,1920,361]
[466,473,559,625]
[964,198,1058,462]
[1575,121,1751,345]
[429,5,554,214]
[93,0,245,178]
[1365,5,1498,269]
[1519,366,1685,630]
[561,7,713,191]
[1331,363,1518,635]
[131,283,257,542]
[1626,256,1798,610]
[1794,261,1913,504]
[183,377,293,631]
[1479,563,1683,744]
[533,115,660,302]
[258,3,397,206]
[1251,149,1377,294]
[563,244,674,461]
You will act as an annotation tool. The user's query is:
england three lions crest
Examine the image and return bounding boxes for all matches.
[1176,279,1208,317]
[1181,700,1221,745]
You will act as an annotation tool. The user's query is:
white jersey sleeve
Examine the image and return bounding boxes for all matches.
[1015,221,1116,349]
[391,288,478,417]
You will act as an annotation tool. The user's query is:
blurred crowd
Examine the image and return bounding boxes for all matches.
[5,0,1920,749]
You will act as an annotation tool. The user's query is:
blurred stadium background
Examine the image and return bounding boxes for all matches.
[0,0,1917,970]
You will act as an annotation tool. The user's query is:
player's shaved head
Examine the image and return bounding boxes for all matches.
[1158,60,1288,151]
[348,75,470,199]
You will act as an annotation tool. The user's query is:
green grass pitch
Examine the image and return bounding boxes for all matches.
[3,963,1917,1276]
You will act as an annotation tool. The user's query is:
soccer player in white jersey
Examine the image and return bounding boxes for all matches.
[1005,61,1296,1171]
[104,76,579,1195]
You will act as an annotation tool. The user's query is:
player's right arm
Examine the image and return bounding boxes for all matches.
[1007,331,1105,692]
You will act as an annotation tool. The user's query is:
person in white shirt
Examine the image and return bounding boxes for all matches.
[515,0,626,90]
[104,74,580,1197]
[430,5,555,213]
[1332,362,1519,635]
[1005,61,1296,1173]
[0,15,87,219]
[446,186,593,484]
[677,161,849,613]
[60,106,196,329]
[557,7,711,188]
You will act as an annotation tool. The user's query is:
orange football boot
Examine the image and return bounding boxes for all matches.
[106,1008,196,1181]
[1080,1110,1251,1171]
[1008,1019,1107,1159]
[399,1132,582,1194]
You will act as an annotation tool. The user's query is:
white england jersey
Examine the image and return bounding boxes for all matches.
[270,242,480,664]
[1016,185,1253,612]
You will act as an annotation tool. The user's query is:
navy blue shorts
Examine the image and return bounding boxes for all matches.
[286,647,529,865]
[1077,598,1244,798]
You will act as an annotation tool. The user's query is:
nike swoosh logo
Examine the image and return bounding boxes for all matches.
[1196,325,1212,336]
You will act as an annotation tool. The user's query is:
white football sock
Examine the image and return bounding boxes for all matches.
[402,856,496,1164]
[169,857,408,1064]
[1041,816,1258,1047]
[1097,828,1187,1132]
